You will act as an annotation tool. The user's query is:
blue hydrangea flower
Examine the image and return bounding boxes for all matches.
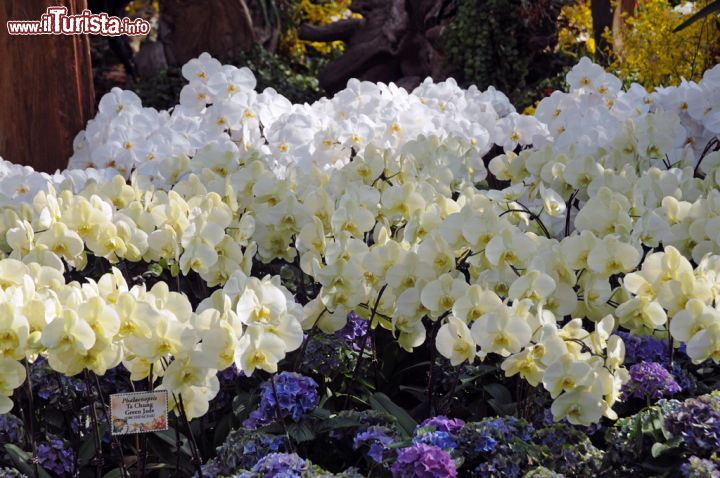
[336,311,369,350]
[616,332,668,364]
[474,434,498,453]
[672,362,696,394]
[353,426,394,463]
[36,435,74,477]
[301,334,352,376]
[250,452,310,477]
[244,372,319,428]
[412,430,457,450]
[199,429,287,476]
[0,414,23,446]
[390,444,457,478]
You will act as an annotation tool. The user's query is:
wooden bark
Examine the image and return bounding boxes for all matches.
[159,0,256,66]
[612,0,638,54]
[299,0,457,94]
[591,0,613,63]
[0,0,95,173]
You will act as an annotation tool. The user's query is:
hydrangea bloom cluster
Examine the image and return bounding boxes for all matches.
[353,426,395,464]
[390,444,457,478]
[681,456,720,478]
[336,311,368,350]
[199,429,286,476]
[665,393,720,454]
[615,331,668,364]
[458,416,534,455]
[244,372,319,428]
[0,413,23,446]
[0,52,718,427]
[0,469,27,478]
[238,452,311,477]
[624,361,682,399]
[418,416,465,433]
[36,435,75,477]
[533,425,603,477]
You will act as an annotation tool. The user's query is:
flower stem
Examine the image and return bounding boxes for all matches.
[91,372,129,478]
[23,360,39,478]
[83,370,104,478]
[175,393,203,477]
[344,284,387,408]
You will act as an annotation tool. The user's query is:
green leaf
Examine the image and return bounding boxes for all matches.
[398,385,428,402]
[483,383,512,403]
[153,428,191,456]
[213,415,232,449]
[651,442,673,458]
[487,398,516,416]
[311,408,332,420]
[102,469,123,478]
[369,392,417,438]
[77,434,98,467]
[674,0,720,31]
[146,263,163,277]
[287,422,315,443]
[4,444,52,478]
[145,463,174,471]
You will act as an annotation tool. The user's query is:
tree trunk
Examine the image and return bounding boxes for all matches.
[299,0,457,94]
[0,0,95,173]
[591,0,613,63]
[612,0,638,54]
[159,0,256,66]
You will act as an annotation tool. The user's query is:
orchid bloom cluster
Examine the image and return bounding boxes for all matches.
[0,54,719,426]
[0,257,302,420]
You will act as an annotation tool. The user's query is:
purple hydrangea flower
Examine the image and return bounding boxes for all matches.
[353,426,394,463]
[624,362,681,399]
[390,444,457,478]
[681,456,720,478]
[250,452,309,477]
[665,396,720,453]
[37,435,74,477]
[418,416,465,433]
[243,372,319,429]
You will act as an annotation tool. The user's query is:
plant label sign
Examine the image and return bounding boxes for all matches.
[110,390,168,435]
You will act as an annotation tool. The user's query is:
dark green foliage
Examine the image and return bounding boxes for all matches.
[442,0,574,110]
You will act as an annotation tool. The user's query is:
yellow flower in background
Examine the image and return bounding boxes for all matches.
[281,0,357,62]
[558,0,720,89]
[609,0,720,87]
[557,0,596,56]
